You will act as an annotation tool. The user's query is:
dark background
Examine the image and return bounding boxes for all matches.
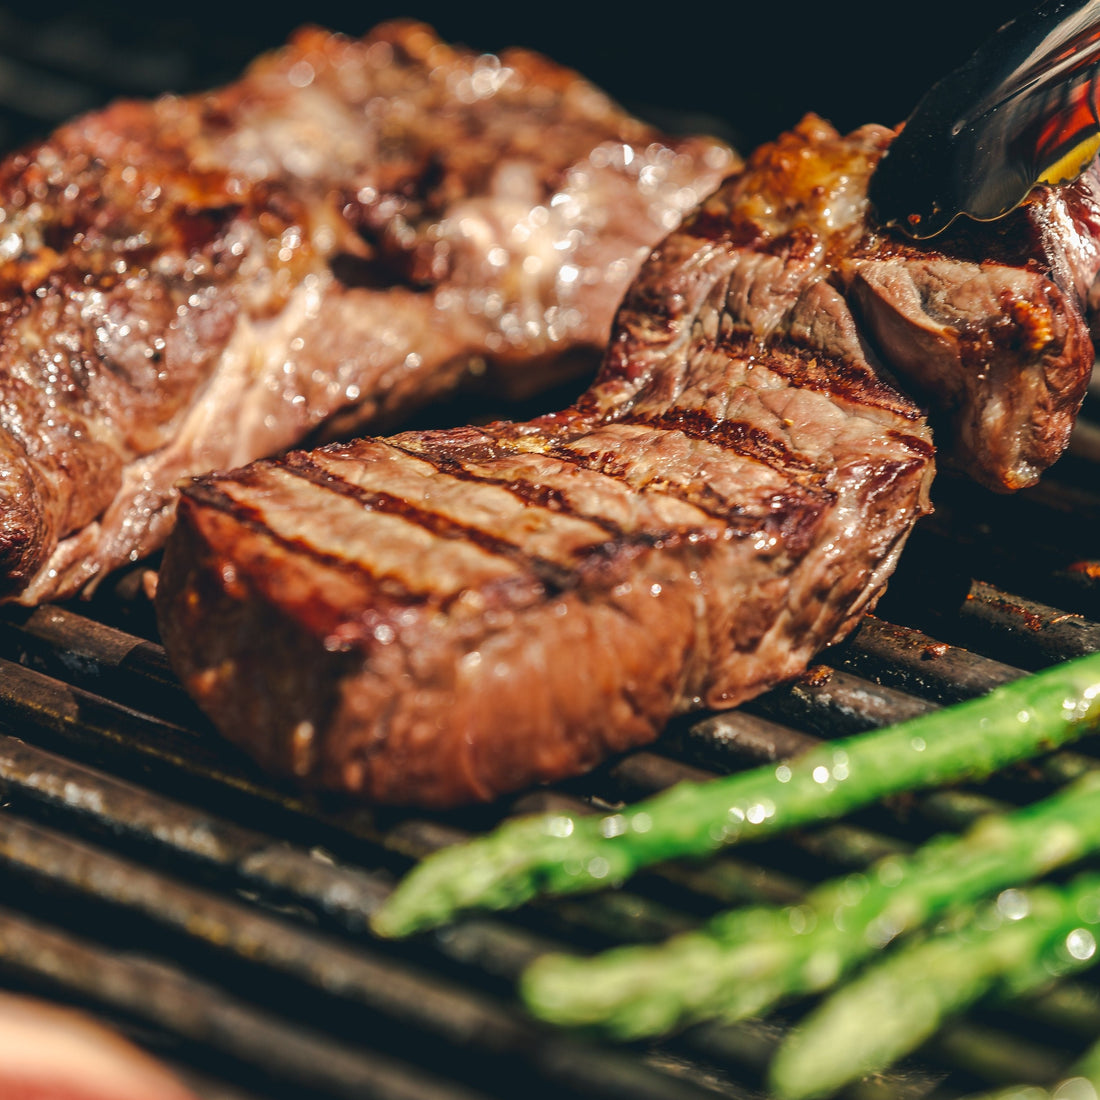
[0,2,1041,154]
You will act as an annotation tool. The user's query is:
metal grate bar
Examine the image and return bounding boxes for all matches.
[0,733,391,931]
[0,807,740,1100]
[0,903,496,1100]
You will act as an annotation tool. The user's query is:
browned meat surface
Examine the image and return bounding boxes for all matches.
[0,20,733,604]
[847,162,1100,492]
[157,116,942,808]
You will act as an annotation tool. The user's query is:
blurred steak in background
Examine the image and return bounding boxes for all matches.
[0,17,732,604]
[0,991,200,1100]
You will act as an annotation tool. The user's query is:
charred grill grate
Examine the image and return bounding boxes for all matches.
[4,461,1100,1100]
[2,9,1100,1099]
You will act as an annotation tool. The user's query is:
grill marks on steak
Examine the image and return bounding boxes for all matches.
[0,21,732,604]
[157,120,951,806]
[159,362,930,806]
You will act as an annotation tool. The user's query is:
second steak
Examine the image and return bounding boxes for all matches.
[0,20,731,604]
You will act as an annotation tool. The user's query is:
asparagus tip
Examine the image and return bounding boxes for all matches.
[371,813,592,937]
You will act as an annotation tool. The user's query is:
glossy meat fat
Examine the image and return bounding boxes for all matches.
[0,20,732,603]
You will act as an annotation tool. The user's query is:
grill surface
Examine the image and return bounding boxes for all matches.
[1,7,1100,1099]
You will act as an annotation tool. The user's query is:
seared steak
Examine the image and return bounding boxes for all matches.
[0,21,732,603]
[156,117,946,808]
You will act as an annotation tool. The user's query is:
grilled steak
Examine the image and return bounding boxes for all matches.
[0,21,732,604]
[156,116,945,808]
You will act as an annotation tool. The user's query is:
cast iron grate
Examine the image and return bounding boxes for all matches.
[0,9,1099,1099]
[1,441,1099,1100]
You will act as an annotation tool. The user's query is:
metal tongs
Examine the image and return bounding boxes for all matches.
[869,0,1100,238]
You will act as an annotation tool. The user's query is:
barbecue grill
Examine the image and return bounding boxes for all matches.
[2,5,1100,1098]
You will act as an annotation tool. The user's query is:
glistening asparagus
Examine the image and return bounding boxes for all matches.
[956,1030,1100,1100]
[372,652,1100,938]
[768,871,1100,1100]
[520,771,1100,1037]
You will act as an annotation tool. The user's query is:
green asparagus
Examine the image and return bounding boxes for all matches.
[768,871,1100,1100]
[520,771,1100,1037]
[952,1029,1100,1100]
[958,1076,1097,1100]
[1070,1041,1100,1093]
[371,652,1100,938]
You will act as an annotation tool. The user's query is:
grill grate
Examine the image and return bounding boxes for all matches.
[1,8,1100,1099]
[0,444,1097,1100]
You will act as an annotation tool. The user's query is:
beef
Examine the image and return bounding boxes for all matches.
[156,116,943,808]
[0,21,732,604]
[847,161,1100,492]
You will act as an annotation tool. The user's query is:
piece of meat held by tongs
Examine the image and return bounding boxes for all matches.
[863,0,1100,490]
[0,21,733,605]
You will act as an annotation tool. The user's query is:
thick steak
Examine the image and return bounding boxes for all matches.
[157,117,945,808]
[0,21,732,603]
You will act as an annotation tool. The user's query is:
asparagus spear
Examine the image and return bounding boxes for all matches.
[950,1025,1100,1100]
[768,872,1100,1100]
[520,771,1100,1037]
[959,1076,1092,1100]
[371,652,1100,938]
